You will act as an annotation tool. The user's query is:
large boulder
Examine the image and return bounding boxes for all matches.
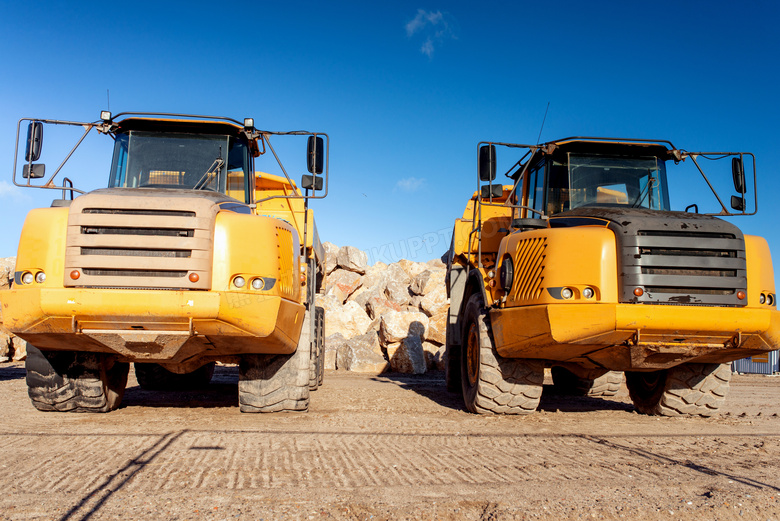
[365,295,403,320]
[425,311,447,345]
[337,246,368,275]
[11,337,27,362]
[422,341,446,371]
[378,310,429,345]
[0,257,14,292]
[322,242,340,275]
[410,269,446,296]
[362,262,410,293]
[338,332,388,374]
[323,300,372,339]
[386,335,427,374]
[396,259,428,279]
[325,333,348,370]
[384,279,412,307]
[420,285,449,317]
[0,329,10,363]
[324,269,363,304]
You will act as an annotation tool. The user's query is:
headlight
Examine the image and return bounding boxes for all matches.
[561,287,573,300]
[251,278,264,290]
[233,276,246,289]
[499,255,514,291]
[35,272,46,284]
[760,293,766,305]
[21,272,34,285]
[582,287,594,299]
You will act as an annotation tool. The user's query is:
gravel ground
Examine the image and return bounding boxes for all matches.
[0,362,778,520]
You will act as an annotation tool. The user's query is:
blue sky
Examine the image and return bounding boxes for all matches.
[1,1,779,272]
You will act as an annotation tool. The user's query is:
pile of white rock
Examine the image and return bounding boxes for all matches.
[0,257,26,363]
[320,243,449,375]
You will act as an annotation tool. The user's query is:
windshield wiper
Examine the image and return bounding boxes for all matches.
[193,148,224,190]
[632,173,657,208]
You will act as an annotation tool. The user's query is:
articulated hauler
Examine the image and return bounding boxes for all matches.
[445,137,779,416]
[2,112,328,412]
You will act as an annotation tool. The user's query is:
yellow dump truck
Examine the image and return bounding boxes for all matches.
[2,112,328,412]
[445,137,779,416]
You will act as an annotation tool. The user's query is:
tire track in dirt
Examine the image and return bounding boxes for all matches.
[2,430,778,497]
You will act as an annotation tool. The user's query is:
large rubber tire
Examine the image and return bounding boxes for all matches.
[25,345,129,413]
[444,306,462,393]
[625,363,731,417]
[551,367,623,397]
[238,335,311,413]
[460,294,543,414]
[315,306,324,387]
[133,362,215,391]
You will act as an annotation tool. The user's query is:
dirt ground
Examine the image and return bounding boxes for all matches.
[0,363,778,521]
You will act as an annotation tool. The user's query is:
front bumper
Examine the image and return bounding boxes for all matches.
[1,287,305,365]
[489,303,780,371]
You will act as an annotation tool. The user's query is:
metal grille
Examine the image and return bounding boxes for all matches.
[511,237,546,302]
[622,230,746,307]
[276,227,296,299]
[64,191,217,290]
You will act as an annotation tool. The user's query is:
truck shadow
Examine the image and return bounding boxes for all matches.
[375,373,635,414]
[121,364,238,409]
[0,363,26,381]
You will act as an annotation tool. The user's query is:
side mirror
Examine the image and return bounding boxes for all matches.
[307,136,324,175]
[25,122,43,162]
[23,164,46,179]
[731,195,746,212]
[732,157,745,194]
[479,145,496,181]
[480,184,503,199]
[301,174,323,191]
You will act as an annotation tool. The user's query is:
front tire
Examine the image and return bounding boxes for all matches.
[26,345,129,413]
[239,336,311,413]
[460,294,543,415]
[625,363,731,417]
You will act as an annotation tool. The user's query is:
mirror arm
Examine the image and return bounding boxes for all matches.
[684,152,731,216]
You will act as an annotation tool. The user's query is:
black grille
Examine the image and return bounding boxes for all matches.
[81,226,194,237]
[81,248,191,258]
[622,229,746,307]
[83,208,196,217]
[83,269,187,278]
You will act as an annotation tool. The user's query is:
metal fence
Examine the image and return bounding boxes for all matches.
[732,351,780,375]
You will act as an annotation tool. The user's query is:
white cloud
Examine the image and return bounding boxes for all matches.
[395,177,426,192]
[405,9,457,58]
[0,181,32,202]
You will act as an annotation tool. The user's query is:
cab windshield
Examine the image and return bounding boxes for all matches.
[566,154,670,211]
[108,131,251,203]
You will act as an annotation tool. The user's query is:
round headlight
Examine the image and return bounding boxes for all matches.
[583,287,594,299]
[561,287,573,300]
[769,294,775,306]
[760,293,766,305]
[21,272,34,285]
[233,276,246,288]
[251,278,264,290]
[499,255,514,291]
[35,272,46,284]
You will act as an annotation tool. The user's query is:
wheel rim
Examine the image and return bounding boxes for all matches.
[466,322,480,386]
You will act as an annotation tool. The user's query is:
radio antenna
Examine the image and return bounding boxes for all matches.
[536,102,550,145]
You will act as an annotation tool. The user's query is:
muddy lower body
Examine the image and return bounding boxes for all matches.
[0,363,778,520]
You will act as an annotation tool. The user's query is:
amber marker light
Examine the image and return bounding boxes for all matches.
[70,270,81,280]
[737,290,746,300]
[634,287,644,297]
[189,273,200,283]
